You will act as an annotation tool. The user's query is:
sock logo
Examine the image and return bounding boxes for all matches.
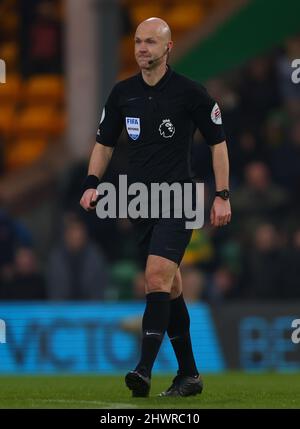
[145,331,161,336]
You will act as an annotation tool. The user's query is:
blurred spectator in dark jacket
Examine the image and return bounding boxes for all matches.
[0,208,33,287]
[268,121,300,199]
[47,213,108,300]
[262,111,286,171]
[0,247,46,300]
[240,223,284,299]
[205,266,238,303]
[238,56,280,137]
[231,161,290,233]
[230,131,264,182]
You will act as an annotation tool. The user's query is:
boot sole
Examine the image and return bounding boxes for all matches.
[125,372,150,398]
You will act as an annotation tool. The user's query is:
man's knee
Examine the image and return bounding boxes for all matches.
[145,270,171,293]
[145,255,178,294]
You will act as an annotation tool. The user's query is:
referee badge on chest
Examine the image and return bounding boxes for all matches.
[126,117,140,141]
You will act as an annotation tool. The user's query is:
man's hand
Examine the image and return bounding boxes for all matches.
[80,189,99,211]
[210,197,231,227]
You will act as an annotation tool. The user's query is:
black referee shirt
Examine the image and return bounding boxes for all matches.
[96,65,226,185]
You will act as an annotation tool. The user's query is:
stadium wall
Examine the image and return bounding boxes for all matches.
[0,302,299,374]
[0,303,224,374]
[212,303,300,371]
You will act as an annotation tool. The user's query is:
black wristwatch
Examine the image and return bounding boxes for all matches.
[215,189,230,200]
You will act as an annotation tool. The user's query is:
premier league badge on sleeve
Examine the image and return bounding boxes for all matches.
[126,117,141,141]
[211,103,222,125]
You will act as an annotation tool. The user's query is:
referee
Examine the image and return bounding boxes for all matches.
[80,18,231,398]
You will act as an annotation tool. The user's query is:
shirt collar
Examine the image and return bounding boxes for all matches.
[138,65,173,91]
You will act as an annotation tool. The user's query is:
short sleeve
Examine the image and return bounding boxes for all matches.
[96,84,124,147]
[187,83,226,146]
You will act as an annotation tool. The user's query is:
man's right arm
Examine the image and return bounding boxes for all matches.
[80,143,114,211]
[88,142,114,178]
[81,83,123,211]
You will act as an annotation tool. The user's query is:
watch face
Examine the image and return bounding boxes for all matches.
[223,190,229,199]
[216,190,230,200]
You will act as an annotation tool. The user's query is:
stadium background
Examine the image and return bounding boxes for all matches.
[0,0,300,388]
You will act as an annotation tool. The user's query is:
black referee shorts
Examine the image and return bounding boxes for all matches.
[129,181,197,266]
[131,216,193,266]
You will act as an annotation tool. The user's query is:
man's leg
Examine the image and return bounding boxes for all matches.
[125,254,177,397]
[168,268,199,376]
[157,267,203,397]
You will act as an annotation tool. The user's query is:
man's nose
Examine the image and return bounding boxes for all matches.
[139,43,148,52]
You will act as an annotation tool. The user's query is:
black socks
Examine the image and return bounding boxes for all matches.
[135,291,170,377]
[167,293,199,377]
[135,292,198,378]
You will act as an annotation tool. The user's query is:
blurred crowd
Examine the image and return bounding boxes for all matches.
[1,35,300,302]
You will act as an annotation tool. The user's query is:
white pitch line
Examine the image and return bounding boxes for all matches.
[27,398,138,409]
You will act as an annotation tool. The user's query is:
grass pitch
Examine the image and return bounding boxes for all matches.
[0,372,299,409]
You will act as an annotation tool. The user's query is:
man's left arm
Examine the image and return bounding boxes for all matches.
[210,141,231,227]
[186,83,231,226]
